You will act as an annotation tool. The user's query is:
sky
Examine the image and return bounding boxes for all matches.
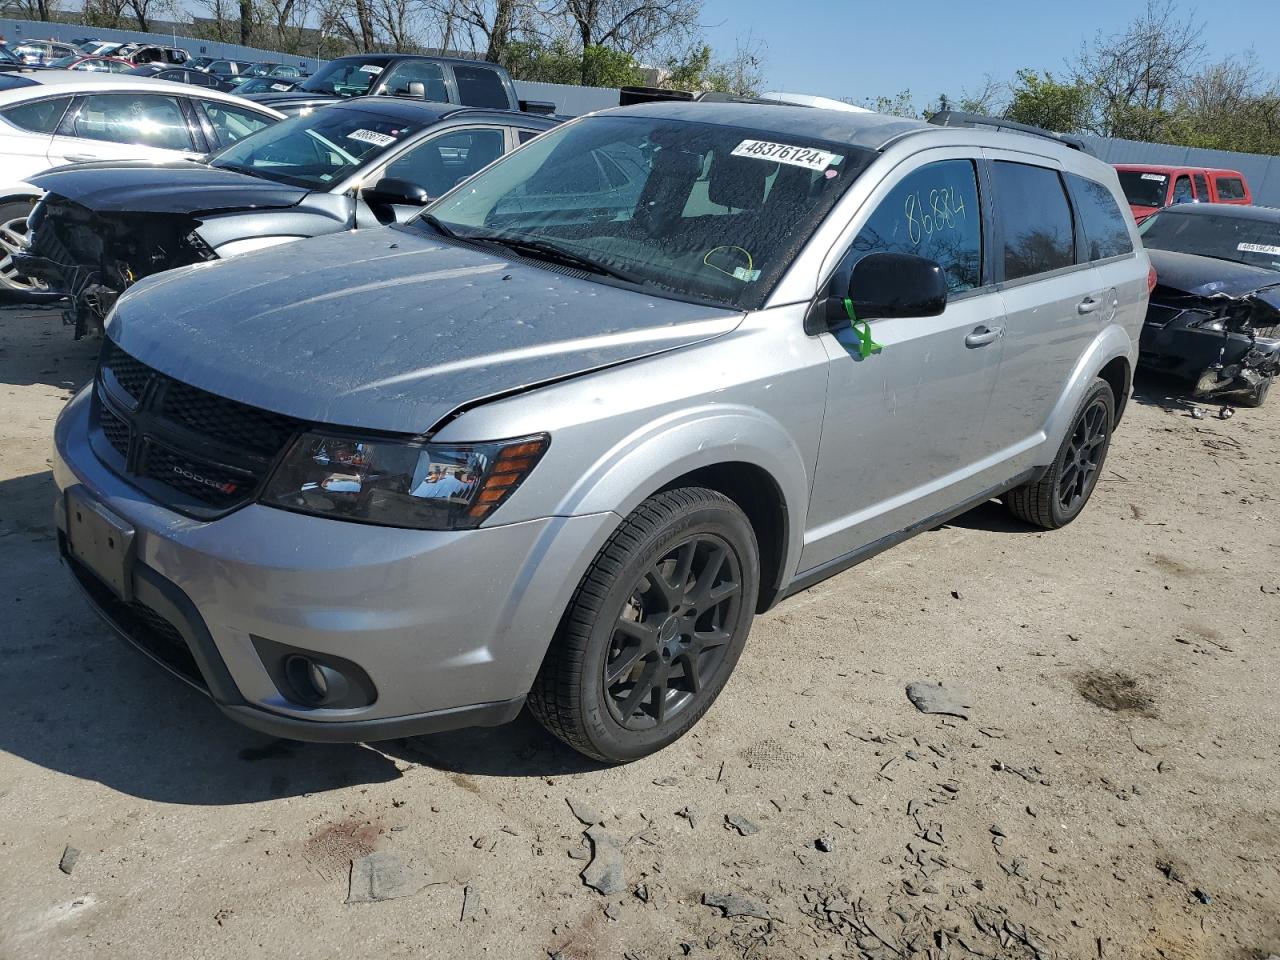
[698,0,1278,105]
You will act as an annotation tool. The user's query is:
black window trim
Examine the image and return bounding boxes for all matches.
[986,155,1092,289]
[0,93,73,135]
[1063,172,1137,268]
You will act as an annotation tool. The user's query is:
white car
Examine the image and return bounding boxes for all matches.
[0,71,284,296]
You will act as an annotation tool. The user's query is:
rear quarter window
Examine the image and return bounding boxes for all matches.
[453,65,510,109]
[1067,173,1134,260]
[1,97,70,134]
[1216,177,1246,200]
[992,161,1075,280]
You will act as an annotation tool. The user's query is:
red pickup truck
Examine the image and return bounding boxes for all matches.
[1115,164,1252,223]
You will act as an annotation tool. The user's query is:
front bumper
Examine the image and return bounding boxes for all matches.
[1138,316,1280,387]
[53,387,617,742]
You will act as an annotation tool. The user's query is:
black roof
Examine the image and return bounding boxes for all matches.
[1153,203,1280,223]
[322,96,556,127]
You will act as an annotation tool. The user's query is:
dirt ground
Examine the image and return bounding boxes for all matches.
[0,303,1277,960]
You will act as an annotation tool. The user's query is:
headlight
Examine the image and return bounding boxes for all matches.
[261,432,549,530]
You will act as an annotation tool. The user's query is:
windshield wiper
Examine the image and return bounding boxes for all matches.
[418,213,458,240]
[462,233,643,284]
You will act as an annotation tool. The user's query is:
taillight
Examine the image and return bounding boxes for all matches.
[1147,265,1157,293]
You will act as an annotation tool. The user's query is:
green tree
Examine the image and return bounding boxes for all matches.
[1004,69,1091,132]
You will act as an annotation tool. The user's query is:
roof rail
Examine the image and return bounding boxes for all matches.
[927,110,1089,154]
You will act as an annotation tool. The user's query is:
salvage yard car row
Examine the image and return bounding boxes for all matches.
[0,60,1275,762]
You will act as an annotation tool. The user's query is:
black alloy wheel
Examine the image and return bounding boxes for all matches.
[1056,395,1109,515]
[529,487,759,763]
[604,533,742,731]
[1006,377,1115,530]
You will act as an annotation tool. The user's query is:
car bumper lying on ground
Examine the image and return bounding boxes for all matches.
[52,388,614,742]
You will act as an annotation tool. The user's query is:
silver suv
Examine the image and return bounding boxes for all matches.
[53,103,1149,762]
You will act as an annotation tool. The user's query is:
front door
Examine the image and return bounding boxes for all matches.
[801,152,1008,572]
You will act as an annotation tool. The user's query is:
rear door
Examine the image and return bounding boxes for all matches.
[0,95,73,179]
[801,150,1008,570]
[982,153,1102,458]
[49,92,204,165]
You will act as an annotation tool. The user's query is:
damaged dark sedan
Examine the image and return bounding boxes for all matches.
[17,97,556,337]
[1139,204,1280,406]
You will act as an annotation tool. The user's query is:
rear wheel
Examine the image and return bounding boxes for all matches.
[529,487,759,763]
[1006,378,1114,530]
[0,198,45,297]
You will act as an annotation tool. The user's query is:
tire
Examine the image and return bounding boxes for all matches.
[1006,378,1115,530]
[0,198,45,297]
[528,487,759,763]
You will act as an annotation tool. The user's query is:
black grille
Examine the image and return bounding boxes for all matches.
[164,379,299,457]
[94,341,304,517]
[99,403,130,458]
[68,554,205,689]
[102,341,149,400]
[143,441,252,509]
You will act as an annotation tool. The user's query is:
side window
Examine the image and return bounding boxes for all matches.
[848,158,983,293]
[453,65,510,109]
[1067,174,1134,261]
[517,129,541,144]
[1217,177,1245,200]
[1172,175,1193,204]
[379,61,447,102]
[382,128,506,198]
[203,101,274,146]
[1192,172,1208,199]
[72,94,193,151]
[1,97,71,134]
[992,161,1074,281]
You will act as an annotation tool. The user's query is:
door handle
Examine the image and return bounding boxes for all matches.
[1078,296,1100,314]
[964,325,1003,347]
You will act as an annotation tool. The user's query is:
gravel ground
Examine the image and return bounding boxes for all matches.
[1,304,1277,960]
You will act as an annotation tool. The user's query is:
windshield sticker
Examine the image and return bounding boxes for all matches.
[731,139,841,171]
[1141,173,1167,181]
[347,128,396,147]
[1238,242,1280,256]
[271,82,291,90]
[359,64,384,74]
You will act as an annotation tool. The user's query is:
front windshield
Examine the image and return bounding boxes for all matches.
[1118,170,1169,208]
[238,77,296,94]
[418,115,872,309]
[209,107,423,189]
[1142,211,1280,272]
[0,47,18,63]
[300,58,387,96]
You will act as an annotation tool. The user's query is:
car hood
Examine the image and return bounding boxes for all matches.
[108,228,743,434]
[1148,248,1280,308]
[31,161,310,214]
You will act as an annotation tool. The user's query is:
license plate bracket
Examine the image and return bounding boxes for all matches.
[66,486,135,602]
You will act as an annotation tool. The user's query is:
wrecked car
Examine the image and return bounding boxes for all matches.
[53,102,1148,761]
[1139,204,1280,407]
[18,97,557,337]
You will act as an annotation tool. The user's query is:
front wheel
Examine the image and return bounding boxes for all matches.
[529,487,759,763]
[0,198,46,297]
[1006,378,1115,530]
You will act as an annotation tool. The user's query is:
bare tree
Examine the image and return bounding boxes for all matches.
[1068,0,1204,139]
[560,0,700,81]
[125,0,172,33]
[83,0,130,28]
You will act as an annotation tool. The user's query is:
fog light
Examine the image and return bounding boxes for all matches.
[284,654,349,706]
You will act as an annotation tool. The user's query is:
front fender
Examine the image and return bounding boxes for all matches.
[1042,323,1136,458]
[557,404,811,585]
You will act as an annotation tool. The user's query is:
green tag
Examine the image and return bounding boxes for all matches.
[843,297,883,360]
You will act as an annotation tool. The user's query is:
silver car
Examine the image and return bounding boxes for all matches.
[52,103,1149,761]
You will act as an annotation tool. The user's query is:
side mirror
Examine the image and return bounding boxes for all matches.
[807,252,948,335]
[406,80,425,98]
[362,177,430,208]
